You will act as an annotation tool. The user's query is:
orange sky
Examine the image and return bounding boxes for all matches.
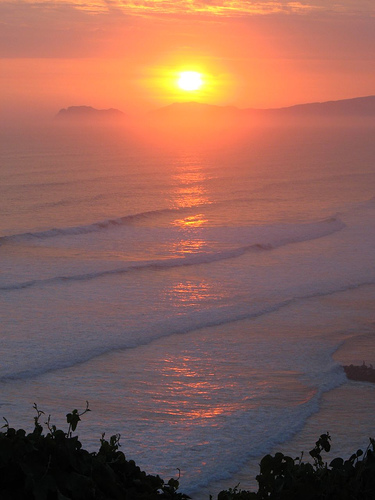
[1,0,375,121]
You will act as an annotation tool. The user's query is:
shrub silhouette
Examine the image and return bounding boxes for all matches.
[2,405,375,500]
[0,403,189,500]
[218,433,375,500]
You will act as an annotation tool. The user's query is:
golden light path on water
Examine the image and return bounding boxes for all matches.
[170,157,211,257]
[151,154,318,432]
[167,156,217,306]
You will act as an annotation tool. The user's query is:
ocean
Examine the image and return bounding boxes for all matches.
[1,122,374,498]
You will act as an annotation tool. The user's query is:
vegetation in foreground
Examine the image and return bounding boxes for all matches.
[1,404,374,499]
[0,403,189,500]
[218,433,375,500]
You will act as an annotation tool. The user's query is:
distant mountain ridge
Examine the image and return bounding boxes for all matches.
[152,95,375,120]
[253,95,375,116]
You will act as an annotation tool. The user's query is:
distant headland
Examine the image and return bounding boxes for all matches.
[149,95,375,122]
[55,106,125,122]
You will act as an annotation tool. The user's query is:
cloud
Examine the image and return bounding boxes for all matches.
[1,0,374,59]
[3,0,375,17]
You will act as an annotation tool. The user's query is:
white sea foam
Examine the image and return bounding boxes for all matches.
[0,216,346,291]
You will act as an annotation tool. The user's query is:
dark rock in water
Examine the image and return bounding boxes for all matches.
[343,363,375,383]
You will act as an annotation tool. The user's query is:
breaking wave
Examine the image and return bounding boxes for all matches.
[1,216,345,291]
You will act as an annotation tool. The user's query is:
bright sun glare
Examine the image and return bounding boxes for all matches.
[178,71,203,91]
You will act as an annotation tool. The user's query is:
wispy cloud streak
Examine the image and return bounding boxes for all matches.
[6,0,375,16]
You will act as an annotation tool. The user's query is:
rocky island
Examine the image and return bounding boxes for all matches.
[343,362,375,383]
[56,106,125,123]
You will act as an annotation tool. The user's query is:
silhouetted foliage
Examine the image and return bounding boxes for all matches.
[0,403,189,500]
[2,405,375,500]
[218,433,375,500]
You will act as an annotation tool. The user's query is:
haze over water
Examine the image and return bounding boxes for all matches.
[1,118,375,497]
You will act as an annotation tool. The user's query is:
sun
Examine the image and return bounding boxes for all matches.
[178,71,203,91]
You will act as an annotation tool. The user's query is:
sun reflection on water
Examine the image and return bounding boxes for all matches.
[173,214,208,228]
[167,157,214,262]
[172,169,209,209]
[171,237,207,255]
[155,354,243,423]
[146,350,316,426]
[170,158,212,230]
[163,279,221,307]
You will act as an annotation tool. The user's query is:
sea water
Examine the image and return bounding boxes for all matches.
[0,123,375,497]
